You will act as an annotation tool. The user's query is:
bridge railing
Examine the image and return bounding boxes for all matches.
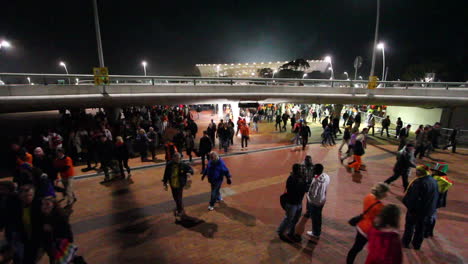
[0,73,467,90]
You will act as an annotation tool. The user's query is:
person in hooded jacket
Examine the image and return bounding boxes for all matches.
[305,164,330,239]
[115,136,132,180]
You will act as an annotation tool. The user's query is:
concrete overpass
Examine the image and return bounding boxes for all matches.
[0,73,467,112]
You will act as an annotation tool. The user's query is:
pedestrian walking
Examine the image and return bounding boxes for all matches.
[346,183,389,264]
[198,131,212,171]
[96,135,115,183]
[300,121,311,150]
[115,136,132,180]
[147,127,159,161]
[201,152,232,211]
[365,204,403,264]
[367,113,375,136]
[395,117,403,138]
[384,143,416,190]
[398,124,411,150]
[339,126,351,152]
[240,122,250,149]
[53,148,76,206]
[163,152,194,220]
[381,116,391,137]
[442,128,458,153]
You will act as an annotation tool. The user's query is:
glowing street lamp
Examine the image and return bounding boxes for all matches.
[27,77,31,84]
[302,73,307,79]
[377,43,386,81]
[272,69,278,78]
[59,61,69,74]
[141,61,147,76]
[0,40,11,49]
[75,78,79,85]
[344,72,349,79]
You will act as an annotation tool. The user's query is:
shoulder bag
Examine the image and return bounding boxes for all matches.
[348,201,381,226]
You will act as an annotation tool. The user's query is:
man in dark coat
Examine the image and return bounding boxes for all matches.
[96,135,115,182]
[300,121,312,150]
[402,165,439,250]
[163,153,194,219]
[384,143,416,190]
[198,131,212,171]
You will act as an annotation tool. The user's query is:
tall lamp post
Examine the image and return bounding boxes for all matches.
[377,43,386,81]
[27,77,31,84]
[59,61,70,84]
[369,0,381,79]
[142,61,147,76]
[324,56,334,79]
[344,72,349,80]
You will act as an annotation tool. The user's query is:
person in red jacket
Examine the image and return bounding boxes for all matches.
[365,204,403,264]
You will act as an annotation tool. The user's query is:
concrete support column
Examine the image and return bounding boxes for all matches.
[217,103,223,120]
[231,103,240,122]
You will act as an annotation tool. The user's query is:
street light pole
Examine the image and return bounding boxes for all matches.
[59,62,70,84]
[142,61,147,76]
[377,43,385,81]
[369,0,380,79]
[344,72,349,80]
[27,77,31,84]
[324,56,334,79]
[93,0,105,68]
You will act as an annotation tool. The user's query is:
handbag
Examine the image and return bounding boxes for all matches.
[348,201,381,226]
[280,193,288,210]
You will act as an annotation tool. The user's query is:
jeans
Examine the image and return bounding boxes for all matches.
[200,152,210,171]
[100,160,112,180]
[346,231,368,264]
[385,168,410,190]
[402,212,427,249]
[381,126,389,137]
[61,177,76,203]
[301,136,308,150]
[339,139,349,151]
[241,135,249,148]
[117,158,131,176]
[305,203,324,236]
[170,187,184,214]
[277,203,302,236]
[209,180,223,206]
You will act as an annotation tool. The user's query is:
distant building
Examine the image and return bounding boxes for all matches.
[196,60,329,77]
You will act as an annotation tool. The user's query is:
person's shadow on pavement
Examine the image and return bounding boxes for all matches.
[176,215,218,238]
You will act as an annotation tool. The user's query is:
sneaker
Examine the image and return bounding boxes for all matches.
[208,206,215,211]
[306,231,320,239]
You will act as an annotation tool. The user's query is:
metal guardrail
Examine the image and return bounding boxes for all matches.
[1,72,467,90]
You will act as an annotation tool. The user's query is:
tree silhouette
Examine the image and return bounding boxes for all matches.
[257,68,274,78]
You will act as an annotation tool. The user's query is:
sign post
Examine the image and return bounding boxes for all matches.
[93,67,109,85]
[368,76,378,89]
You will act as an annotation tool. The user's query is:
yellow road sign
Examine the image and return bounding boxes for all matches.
[93,67,109,85]
[368,76,378,89]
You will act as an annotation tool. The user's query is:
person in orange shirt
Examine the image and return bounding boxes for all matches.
[11,144,33,167]
[240,123,250,149]
[346,183,390,264]
[53,148,76,206]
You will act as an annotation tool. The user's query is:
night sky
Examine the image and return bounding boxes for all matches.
[1,0,467,80]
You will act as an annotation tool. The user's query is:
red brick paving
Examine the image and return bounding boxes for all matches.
[28,112,468,263]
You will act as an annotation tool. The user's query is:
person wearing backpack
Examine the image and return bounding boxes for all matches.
[305,164,330,240]
[384,143,416,191]
[346,183,389,264]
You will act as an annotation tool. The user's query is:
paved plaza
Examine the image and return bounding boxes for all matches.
[6,111,465,264]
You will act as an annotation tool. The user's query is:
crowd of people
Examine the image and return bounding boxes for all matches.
[0,103,460,263]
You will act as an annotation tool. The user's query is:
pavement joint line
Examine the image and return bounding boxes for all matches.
[74,140,324,180]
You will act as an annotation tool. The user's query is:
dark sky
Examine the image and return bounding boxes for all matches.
[1,0,467,80]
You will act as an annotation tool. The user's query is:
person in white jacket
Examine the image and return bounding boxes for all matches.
[305,164,330,239]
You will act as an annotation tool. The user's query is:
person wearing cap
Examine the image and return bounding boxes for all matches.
[425,164,452,238]
[384,143,416,191]
[401,165,438,250]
